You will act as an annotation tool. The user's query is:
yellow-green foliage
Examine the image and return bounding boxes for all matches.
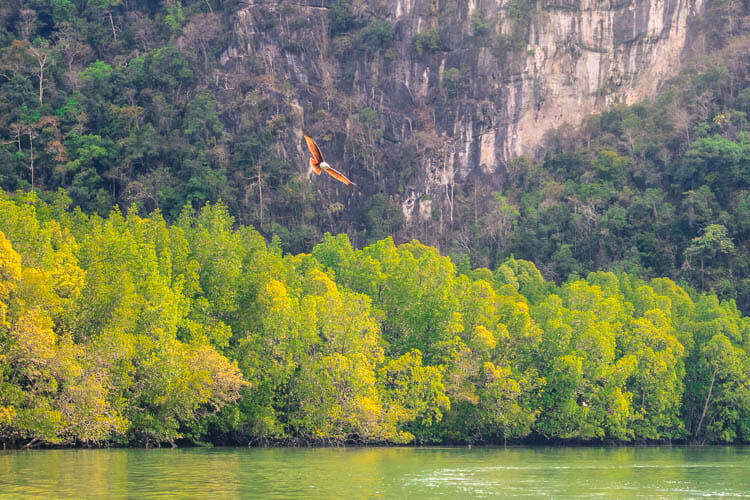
[0,192,749,446]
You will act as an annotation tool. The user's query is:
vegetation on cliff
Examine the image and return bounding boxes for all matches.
[489,42,750,314]
[0,0,748,314]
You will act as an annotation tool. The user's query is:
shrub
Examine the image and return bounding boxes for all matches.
[471,11,490,37]
[328,1,354,35]
[358,19,395,53]
[415,28,442,55]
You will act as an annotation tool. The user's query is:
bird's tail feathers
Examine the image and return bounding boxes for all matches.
[309,157,322,175]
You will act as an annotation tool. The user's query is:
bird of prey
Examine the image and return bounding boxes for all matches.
[304,133,357,188]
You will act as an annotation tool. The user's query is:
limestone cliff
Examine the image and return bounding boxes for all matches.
[219,0,703,235]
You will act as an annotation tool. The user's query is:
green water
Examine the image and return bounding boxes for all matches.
[1,446,749,498]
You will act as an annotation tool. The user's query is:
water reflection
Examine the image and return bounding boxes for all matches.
[1,446,749,498]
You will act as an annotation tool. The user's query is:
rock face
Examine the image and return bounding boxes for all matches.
[220,0,703,235]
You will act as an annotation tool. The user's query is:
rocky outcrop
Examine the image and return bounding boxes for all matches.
[220,0,703,233]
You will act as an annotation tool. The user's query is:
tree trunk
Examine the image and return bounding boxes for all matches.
[38,58,44,103]
[109,12,117,40]
[257,163,263,226]
[695,369,717,439]
[474,182,478,224]
[29,129,34,190]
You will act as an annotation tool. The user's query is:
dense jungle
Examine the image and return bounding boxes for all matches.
[1,0,749,447]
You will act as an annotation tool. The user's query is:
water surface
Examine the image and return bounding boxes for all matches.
[1,446,749,498]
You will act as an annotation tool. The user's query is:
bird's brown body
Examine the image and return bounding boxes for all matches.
[304,134,357,188]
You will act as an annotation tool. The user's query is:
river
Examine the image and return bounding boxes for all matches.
[1,446,749,498]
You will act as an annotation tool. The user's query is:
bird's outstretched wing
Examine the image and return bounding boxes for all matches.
[304,134,324,164]
[304,132,357,187]
[309,157,322,175]
[325,166,357,188]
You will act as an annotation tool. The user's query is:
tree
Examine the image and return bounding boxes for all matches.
[328,1,354,35]
[679,137,744,196]
[290,270,387,443]
[364,195,404,244]
[378,350,450,443]
[363,239,462,362]
[358,19,394,54]
[0,40,50,104]
[87,0,122,41]
[621,309,686,440]
[0,227,125,447]
[182,94,223,143]
[684,224,735,290]
[61,134,115,213]
[52,21,93,78]
[477,362,537,445]
[691,334,750,442]
[27,43,50,104]
[178,14,223,71]
[17,9,38,39]
[480,194,519,264]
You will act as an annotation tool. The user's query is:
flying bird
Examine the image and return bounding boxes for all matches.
[304,133,357,188]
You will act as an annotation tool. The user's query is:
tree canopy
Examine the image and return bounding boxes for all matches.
[1,192,749,447]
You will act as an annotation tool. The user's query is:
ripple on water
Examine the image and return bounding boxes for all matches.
[2,446,750,498]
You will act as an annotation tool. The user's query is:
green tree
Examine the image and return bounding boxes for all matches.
[691,334,750,442]
[328,1,354,35]
[415,28,442,55]
[364,195,404,244]
[684,224,736,290]
[182,94,223,143]
[358,19,394,54]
